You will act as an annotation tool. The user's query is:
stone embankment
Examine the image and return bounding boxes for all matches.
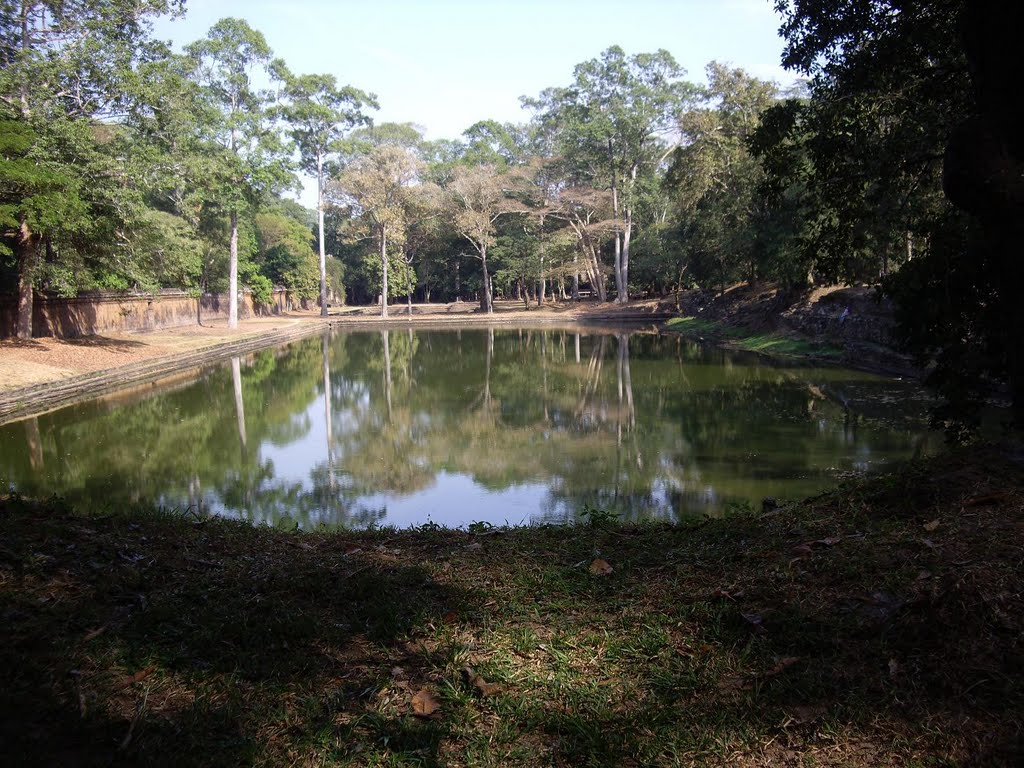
[664,283,917,376]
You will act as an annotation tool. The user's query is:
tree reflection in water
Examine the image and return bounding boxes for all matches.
[0,328,939,528]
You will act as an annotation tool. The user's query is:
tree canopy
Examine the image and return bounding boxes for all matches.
[0,1,1018,432]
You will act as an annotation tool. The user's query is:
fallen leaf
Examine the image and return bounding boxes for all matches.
[791,543,813,558]
[711,587,743,601]
[461,666,504,697]
[411,689,441,718]
[923,519,940,532]
[115,665,156,691]
[82,626,107,642]
[442,610,458,623]
[589,558,613,576]
[763,656,801,678]
[810,536,843,547]
[740,612,766,633]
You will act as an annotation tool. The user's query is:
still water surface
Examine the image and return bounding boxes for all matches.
[1,327,938,528]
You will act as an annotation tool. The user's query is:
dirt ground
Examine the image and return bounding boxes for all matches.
[0,300,668,393]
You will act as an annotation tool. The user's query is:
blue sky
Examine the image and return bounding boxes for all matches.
[154,0,795,204]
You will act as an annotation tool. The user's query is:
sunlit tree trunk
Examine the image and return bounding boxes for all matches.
[318,152,329,317]
[480,244,493,314]
[405,248,413,317]
[380,226,389,318]
[228,210,239,329]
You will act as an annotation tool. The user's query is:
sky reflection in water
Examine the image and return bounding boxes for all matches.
[0,327,938,528]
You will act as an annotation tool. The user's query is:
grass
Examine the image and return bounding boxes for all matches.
[2,447,1023,766]
[665,315,843,360]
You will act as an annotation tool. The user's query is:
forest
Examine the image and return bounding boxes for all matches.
[1,0,1021,433]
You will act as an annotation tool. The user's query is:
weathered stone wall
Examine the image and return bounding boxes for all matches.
[0,289,294,339]
[781,288,898,348]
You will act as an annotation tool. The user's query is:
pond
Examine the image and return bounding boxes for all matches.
[0,327,938,529]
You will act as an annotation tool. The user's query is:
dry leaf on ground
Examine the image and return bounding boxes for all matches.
[763,656,801,678]
[411,689,441,718]
[461,666,504,697]
[589,558,613,576]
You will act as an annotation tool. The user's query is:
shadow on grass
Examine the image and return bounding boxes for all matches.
[0,501,478,767]
[2,450,1023,767]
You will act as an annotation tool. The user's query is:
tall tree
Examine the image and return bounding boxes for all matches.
[333,144,422,318]
[525,46,692,302]
[447,164,527,314]
[186,17,292,329]
[276,66,376,317]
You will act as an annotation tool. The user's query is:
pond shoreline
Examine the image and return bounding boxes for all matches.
[0,300,673,424]
[0,288,914,425]
[2,446,1020,766]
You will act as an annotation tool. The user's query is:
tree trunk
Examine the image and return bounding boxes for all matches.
[480,246,493,313]
[406,250,413,317]
[619,166,637,303]
[15,228,37,340]
[380,226,389,318]
[619,224,631,302]
[572,254,580,301]
[228,210,239,329]
[609,139,625,304]
[317,153,328,317]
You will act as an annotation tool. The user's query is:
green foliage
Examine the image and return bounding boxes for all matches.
[579,504,618,527]
[363,247,415,300]
[255,210,318,299]
[766,0,1024,432]
[667,64,779,290]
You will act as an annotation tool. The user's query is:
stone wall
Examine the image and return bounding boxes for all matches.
[0,288,295,339]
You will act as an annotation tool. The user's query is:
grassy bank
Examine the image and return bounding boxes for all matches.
[664,316,843,362]
[2,448,1022,766]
